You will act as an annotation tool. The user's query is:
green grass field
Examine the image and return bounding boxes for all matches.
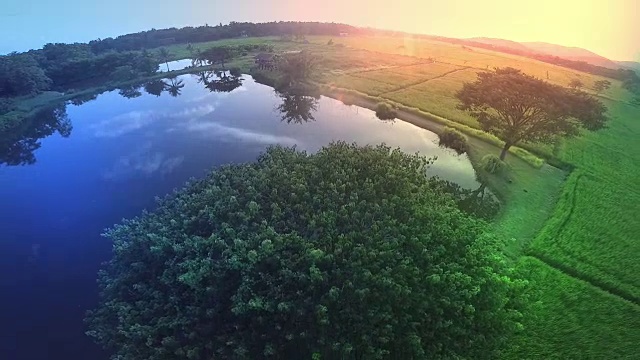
[504,257,640,360]
[527,99,640,303]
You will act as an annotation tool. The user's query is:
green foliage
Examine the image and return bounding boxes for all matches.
[568,78,583,89]
[456,67,609,158]
[201,46,233,68]
[278,51,318,88]
[87,143,524,360]
[0,98,16,114]
[438,127,468,154]
[431,181,500,220]
[481,154,508,175]
[374,102,396,120]
[592,79,611,94]
[0,54,52,97]
[110,66,136,82]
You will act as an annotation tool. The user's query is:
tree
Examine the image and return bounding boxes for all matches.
[201,46,233,69]
[456,68,608,160]
[136,49,159,75]
[277,51,317,88]
[375,102,396,121]
[110,65,135,82]
[158,47,171,72]
[593,79,612,95]
[0,54,51,97]
[568,78,584,90]
[86,143,525,360]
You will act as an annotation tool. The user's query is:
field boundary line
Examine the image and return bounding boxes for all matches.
[527,252,640,306]
[346,61,437,76]
[378,67,472,97]
[526,171,639,304]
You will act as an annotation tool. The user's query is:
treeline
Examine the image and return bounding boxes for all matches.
[87,21,360,53]
[0,46,158,98]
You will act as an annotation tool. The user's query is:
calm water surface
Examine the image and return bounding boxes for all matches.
[0,72,479,359]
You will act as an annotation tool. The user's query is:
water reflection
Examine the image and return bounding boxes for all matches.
[117,84,143,99]
[69,93,98,106]
[435,181,500,220]
[0,103,72,166]
[165,77,185,97]
[191,70,244,93]
[276,91,319,124]
[143,80,166,97]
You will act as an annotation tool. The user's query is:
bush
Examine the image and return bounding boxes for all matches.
[375,102,397,120]
[439,127,468,154]
[0,98,16,115]
[109,65,135,82]
[481,154,508,174]
[229,67,242,77]
[87,143,524,360]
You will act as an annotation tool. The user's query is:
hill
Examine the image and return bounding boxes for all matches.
[468,37,533,52]
[616,60,640,72]
[521,42,619,69]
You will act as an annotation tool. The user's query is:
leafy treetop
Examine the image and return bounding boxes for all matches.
[457,67,608,159]
[87,142,524,360]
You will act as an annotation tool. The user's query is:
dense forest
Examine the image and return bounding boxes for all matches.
[1,21,638,103]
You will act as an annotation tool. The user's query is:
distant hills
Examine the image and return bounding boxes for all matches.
[616,61,640,72]
[469,37,638,71]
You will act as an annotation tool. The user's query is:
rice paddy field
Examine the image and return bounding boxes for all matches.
[168,35,639,358]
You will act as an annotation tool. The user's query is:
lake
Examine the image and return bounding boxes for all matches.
[0,71,480,359]
[156,58,195,73]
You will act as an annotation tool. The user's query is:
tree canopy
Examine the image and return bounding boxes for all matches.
[568,78,583,90]
[456,67,608,159]
[593,79,612,94]
[87,142,524,360]
[201,46,233,69]
[277,51,318,88]
[0,54,52,97]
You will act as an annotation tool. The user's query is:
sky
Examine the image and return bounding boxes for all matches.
[1,0,638,61]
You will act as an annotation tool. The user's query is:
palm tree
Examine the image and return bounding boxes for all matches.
[158,48,171,72]
[192,70,214,86]
[166,77,185,97]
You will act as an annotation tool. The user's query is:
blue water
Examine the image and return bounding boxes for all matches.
[0,73,479,359]
[156,58,194,73]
